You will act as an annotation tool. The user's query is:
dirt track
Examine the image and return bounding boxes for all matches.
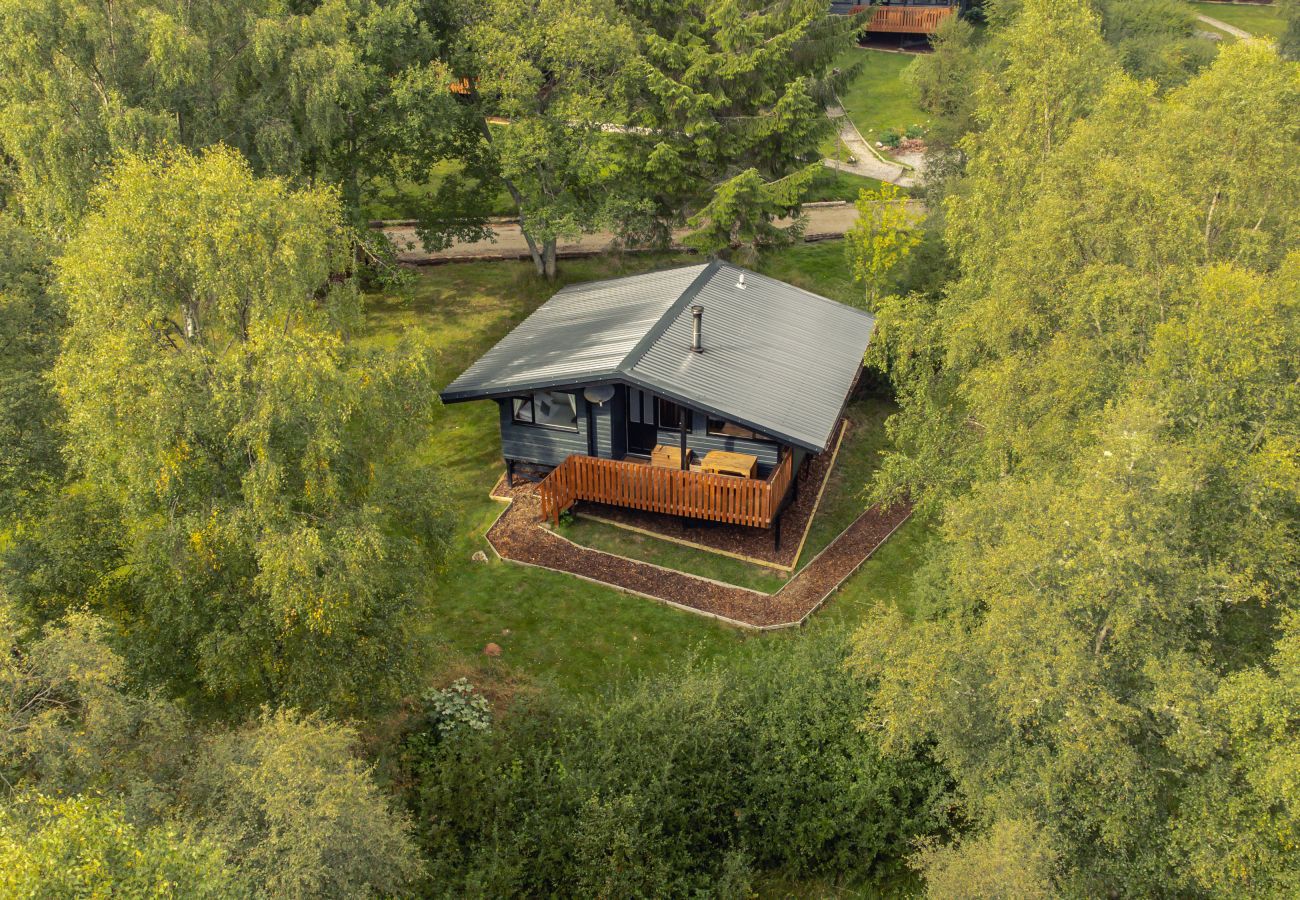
[381,201,924,264]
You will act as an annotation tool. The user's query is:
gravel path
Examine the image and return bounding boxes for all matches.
[383,203,882,264]
[823,106,918,188]
[1194,11,1256,41]
[381,200,925,264]
[486,477,912,629]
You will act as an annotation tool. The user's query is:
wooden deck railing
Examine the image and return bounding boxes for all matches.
[538,451,795,530]
[857,5,956,33]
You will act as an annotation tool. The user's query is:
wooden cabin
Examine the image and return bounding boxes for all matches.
[440,262,876,546]
[832,0,961,35]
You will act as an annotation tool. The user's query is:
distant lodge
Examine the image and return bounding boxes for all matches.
[832,0,962,35]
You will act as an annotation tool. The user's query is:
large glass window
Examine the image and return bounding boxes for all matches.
[706,417,769,441]
[657,398,686,431]
[512,390,578,430]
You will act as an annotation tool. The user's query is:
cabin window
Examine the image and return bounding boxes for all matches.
[707,417,768,441]
[512,390,578,431]
[657,398,686,431]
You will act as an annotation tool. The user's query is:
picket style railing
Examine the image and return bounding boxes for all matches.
[856,5,956,33]
[538,451,794,530]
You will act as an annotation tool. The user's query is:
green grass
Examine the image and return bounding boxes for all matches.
[362,254,753,697]
[556,393,898,592]
[755,237,861,306]
[795,394,897,567]
[822,48,929,158]
[1188,1,1286,37]
[805,168,901,204]
[359,243,930,699]
[812,515,935,631]
[561,517,792,593]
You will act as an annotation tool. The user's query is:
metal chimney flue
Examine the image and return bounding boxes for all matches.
[690,305,704,353]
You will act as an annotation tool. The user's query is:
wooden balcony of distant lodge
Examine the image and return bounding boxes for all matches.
[537,446,798,545]
[846,1,959,34]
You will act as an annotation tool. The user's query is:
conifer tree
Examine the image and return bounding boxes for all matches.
[622,0,859,253]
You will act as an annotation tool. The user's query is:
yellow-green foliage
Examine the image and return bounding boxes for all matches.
[43,146,453,714]
[855,1,1300,893]
[0,793,233,899]
[846,183,921,310]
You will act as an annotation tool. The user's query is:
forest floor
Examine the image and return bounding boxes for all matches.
[359,241,934,700]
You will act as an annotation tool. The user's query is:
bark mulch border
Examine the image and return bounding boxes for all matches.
[482,475,912,630]
[570,418,850,573]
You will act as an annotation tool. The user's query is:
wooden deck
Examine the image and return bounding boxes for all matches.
[538,451,795,529]
[855,4,957,34]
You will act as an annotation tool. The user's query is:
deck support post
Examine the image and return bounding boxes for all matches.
[773,512,782,551]
[506,459,515,488]
[680,420,690,528]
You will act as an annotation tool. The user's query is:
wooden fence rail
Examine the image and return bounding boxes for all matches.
[538,452,794,530]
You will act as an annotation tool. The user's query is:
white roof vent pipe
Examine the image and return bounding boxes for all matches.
[736,271,746,289]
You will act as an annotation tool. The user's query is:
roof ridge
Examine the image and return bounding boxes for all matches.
[550,260,709,297]
[712,261,877,323]
[616,258,721,375]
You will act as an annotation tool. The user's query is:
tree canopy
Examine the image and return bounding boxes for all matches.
[1,599,423,898]
[4,147,454,714]
[0,0,477,236]
[854,2,1300,892]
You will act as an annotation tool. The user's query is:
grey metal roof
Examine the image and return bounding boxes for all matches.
[439,260,876,452]
[623,263,875,452]
[440,264,708,400]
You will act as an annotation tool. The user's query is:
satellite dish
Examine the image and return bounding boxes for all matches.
[584,385,616,406]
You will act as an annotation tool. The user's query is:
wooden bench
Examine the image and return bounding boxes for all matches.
[651,444,692,469]
[700,450,759,479]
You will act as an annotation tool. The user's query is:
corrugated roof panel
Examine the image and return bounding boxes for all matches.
[439,260,875,452]
[440,264,709,400]
[623,264,875,451]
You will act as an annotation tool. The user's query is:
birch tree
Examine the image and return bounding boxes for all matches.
[47,147,452,713]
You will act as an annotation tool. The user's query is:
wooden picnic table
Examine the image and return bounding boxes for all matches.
[700,449,759,479]
[651,444,692,469]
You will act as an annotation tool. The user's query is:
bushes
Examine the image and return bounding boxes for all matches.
[405,632,952,895]
[0,793,234,899]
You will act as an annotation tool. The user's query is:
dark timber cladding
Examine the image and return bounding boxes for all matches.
[440,261,876,455]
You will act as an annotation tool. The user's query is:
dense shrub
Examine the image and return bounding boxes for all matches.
[405,632,952,895]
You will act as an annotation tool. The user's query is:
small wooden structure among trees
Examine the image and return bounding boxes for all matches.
[834,0,961,35]
[440,261,875,546]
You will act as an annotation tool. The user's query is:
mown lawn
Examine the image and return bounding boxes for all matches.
[561,516,793,593]
[360,242,933,699]
[1187,1,1286,37]
[822,48,929,158]
[806,166,903,202]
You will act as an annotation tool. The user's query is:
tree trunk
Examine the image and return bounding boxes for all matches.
[521,225,546,276]
[543,239,557,280]
[471,110,547,276]
[183,298,200,341]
